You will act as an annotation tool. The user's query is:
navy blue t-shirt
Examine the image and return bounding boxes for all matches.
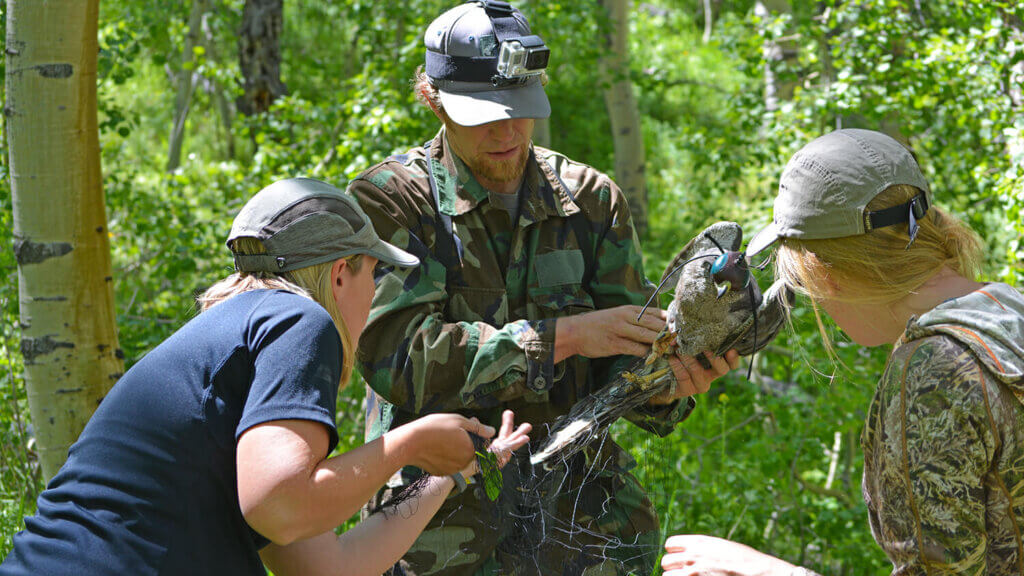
[1,290,341,575]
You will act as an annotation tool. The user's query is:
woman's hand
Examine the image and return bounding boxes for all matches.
[457,410,532,479]
[662,535,799,576]
[398,414,496,477]
[260,412,531,576]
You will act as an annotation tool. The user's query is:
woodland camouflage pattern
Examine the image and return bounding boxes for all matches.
[862,282,1024,575]
[349,128,691,575]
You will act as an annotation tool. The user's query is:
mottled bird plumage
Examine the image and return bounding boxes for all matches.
[531,222,792,467]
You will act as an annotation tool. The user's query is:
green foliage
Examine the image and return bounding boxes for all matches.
[2,0,1023,572]
[475,449,503,502]
[0,137,42,561]
[621,2,1023,574]
[622,310,893,574]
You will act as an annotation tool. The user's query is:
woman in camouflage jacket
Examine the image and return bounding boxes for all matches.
[662,129,1024,575]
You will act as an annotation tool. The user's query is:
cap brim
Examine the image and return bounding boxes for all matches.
[744,221,781,258]
[366,239,420,268]
[438,80,550,127]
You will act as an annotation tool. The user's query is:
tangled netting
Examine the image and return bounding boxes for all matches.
[371,222,791,575]
[375,426,675,575]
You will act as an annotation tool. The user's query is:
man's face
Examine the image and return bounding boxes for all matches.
[444,116,535,186]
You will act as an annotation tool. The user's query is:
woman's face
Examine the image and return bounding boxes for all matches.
[333,256,378,349]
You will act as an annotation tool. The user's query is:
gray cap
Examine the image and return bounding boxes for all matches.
[227,178,419,273]
[746,129,933,256]
[424,2,551,126]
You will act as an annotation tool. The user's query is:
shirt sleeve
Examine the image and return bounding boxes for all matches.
[864,336,992,575]
[236,292,342,455]
[585,178,693,436]
[350,177,556,414]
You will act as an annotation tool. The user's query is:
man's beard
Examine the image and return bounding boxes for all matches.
[465,145,529,185]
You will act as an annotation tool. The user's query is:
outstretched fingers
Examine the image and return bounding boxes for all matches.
[661,534,799,575]
[499,409,513,438]
[491,410,532,467]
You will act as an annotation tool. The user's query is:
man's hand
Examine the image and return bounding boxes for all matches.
[649,349,741,405]
[555,305,667,362]
[553,304,740,403]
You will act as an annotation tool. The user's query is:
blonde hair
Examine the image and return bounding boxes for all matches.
[775,184,983,351]
[198,238,363,390]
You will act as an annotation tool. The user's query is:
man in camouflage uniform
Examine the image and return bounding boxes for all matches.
[349,2,736,574]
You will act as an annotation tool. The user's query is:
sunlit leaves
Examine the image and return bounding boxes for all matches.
[1,0,1022,570]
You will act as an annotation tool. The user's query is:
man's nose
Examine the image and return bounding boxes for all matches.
[488,120,516,141]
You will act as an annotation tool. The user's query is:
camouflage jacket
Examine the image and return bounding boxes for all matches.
[862,282,1024,575]
[348,129,693,460]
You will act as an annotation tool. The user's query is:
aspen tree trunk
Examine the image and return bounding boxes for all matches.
[754,1,792,114]
[1009,17,1023,109]
[6,0,124,481]
[199,11,236,161]
[237,0,286,116]
[167,0,211,172]
[701,0,714,43]
[600,0,648,237]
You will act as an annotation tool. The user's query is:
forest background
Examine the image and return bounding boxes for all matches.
[2,0,1023,574]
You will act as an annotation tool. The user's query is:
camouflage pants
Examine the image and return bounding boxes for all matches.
[372,457,660,576]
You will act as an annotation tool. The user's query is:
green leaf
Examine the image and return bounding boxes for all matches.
[475,450,502,501]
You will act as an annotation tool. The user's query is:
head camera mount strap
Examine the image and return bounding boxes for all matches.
[864,190,930,248]
[481,1,537,87]
[481,1,519,41]
[425,51,499,83]
[425,1,544,86]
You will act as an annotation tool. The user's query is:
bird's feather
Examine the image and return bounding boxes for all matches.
[530,222,793,467]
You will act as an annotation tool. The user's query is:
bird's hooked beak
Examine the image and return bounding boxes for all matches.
[710,251,751,299]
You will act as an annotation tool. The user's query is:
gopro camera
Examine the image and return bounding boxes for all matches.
[495,35,549,81]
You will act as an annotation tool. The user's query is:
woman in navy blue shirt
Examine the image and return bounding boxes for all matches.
[1,178,530,576]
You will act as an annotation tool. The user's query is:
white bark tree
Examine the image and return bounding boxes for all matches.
[6,0,124,480]
[600,0,648,236]
[754,0,793,115]
[167,0,212,172]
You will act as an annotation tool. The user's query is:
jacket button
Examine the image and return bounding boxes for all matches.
[532,376,546,390]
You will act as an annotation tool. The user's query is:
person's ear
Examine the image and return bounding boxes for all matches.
[423,87,445,122]
[331,258,348,299]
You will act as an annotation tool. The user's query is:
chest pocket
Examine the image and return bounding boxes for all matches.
[447,286,509,326]
[529,249,595,314]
